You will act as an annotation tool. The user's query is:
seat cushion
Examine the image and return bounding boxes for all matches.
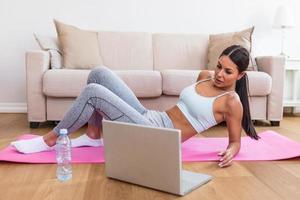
[161,70,271,96]
[43,69,162,98]
[246,71,272,96]
[161,70,201,95]
[116,70,162,97]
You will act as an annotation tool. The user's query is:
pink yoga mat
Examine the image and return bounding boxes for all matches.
[0,130,300,163]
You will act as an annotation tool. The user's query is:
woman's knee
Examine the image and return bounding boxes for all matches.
[83,83,105,95]
[87,66,111,84]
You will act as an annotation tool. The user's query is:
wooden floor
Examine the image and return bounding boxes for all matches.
[0,113,300,200]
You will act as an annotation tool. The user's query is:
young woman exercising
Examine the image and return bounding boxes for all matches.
[12,45,259,168]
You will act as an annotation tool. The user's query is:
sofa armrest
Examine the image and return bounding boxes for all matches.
[26,50,50,122]
[255,56,286,121]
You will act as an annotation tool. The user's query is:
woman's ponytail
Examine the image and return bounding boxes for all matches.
[235,74,259,140]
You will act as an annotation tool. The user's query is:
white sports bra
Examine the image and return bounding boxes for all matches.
[176,78,234,133]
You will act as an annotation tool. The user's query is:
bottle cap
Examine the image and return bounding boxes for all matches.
[59,129,68,135]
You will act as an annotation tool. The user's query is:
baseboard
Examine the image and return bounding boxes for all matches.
[283,107,300,114]
[0,103,27,113]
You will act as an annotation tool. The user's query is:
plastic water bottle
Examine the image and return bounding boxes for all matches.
[56,129,72,181]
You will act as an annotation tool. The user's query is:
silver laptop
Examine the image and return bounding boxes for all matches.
[102,120,212,196]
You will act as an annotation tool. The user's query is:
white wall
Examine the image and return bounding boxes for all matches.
[0,0,300,112]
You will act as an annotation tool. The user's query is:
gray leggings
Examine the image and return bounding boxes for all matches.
[53,66,174,135]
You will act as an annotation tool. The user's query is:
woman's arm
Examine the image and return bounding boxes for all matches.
[218,94,243,167]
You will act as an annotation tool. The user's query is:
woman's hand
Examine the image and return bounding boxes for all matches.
[218,142,240,168]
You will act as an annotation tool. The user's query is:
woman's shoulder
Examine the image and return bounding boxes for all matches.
[226,92,243,114]
[196,70,214,81]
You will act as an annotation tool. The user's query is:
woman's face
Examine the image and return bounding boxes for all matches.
[213,55,244,89]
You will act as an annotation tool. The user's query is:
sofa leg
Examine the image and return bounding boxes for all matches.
[29,122,40,129]
[270,121,280,126]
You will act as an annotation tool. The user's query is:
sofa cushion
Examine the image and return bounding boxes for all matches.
[43,69,90,97]
[246,71,272,96]
[98,31,153,70]
[161,70,271,96]
[43,69,162,98]
[54,20,103,69]
[116,70,162,97]
[207,27,256,71]
[161,70,201,95]
[153,33,209,71]
[34,34,62,69]
[34,34,61,52]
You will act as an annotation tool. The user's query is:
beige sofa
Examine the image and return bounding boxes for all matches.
[26,31,285,128]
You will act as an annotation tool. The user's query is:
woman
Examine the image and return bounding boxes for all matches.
[12,45,259,168]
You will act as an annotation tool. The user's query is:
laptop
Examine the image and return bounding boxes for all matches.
[102,119,212,196]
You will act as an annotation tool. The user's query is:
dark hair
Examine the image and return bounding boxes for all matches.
[220,45,259,140]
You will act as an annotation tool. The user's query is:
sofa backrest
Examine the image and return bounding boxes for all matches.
[43,31,210,71]
[96,32,209,71]
[97,31,153,70]
[153,33,209,71]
